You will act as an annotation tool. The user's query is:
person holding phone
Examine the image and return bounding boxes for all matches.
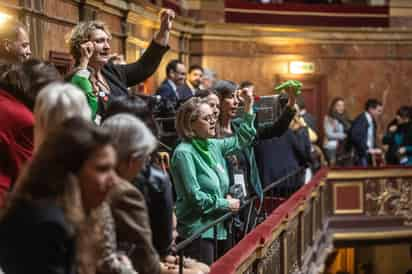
[67,9,175,123]
[170,89,256,265]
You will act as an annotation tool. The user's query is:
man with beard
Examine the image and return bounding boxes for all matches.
[176,64,203,101]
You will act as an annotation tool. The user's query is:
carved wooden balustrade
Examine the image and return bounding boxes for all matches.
[209,167,412,274]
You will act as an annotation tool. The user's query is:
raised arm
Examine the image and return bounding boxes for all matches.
[115,9,174,87]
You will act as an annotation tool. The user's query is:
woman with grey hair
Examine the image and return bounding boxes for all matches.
[171,90,256,265]
[67,10,174,122]
[34,82,91,151]
[101,114,162,274]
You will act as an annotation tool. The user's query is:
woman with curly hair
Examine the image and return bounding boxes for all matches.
[66,10,174,122]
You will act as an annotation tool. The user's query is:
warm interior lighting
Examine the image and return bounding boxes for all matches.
[0,12,11,25]
[289,61,315,74]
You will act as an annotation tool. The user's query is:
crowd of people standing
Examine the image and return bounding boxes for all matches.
[0,7,411,274]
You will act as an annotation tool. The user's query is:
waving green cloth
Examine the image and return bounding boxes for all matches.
[191,138,217,168]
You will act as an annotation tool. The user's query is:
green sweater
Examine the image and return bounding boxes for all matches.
[171,113,256,240]
[69,69,98,121]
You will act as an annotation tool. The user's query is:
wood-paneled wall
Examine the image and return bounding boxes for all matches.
[1,0,412,137]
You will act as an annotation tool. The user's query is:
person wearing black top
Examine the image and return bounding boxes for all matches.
[67,9,175,120]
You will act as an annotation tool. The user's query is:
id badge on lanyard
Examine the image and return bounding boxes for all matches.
[233,172,247,197]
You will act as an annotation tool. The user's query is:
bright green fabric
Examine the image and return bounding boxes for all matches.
[171,113,256,240]
[191,138,216,168]
[70,72,98,120]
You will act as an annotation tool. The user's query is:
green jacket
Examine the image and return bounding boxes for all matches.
[69,69,98,121]
[171,113,256,240]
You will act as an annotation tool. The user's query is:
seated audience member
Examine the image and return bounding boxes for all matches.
[171,93,256,265]
[0,117,117,274]
[156,59,186,109]
[0,60,60,206]
[215,80,296,201]
[176,65,203,101]
[103,95,173,259]
[102,114,162,274]
[0,18,31,64]
[67,9,174,122]
[323,97,351,165]
[349,98,383,167]
[382,106,412,165]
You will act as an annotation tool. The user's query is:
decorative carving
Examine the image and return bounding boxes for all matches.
[286,218,300,274]
[261,238,281,274]
[365,178,412,225]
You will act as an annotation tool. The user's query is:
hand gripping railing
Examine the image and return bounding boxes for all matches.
[174,167,306,274]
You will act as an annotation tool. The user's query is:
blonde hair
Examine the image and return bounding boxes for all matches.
[67,21,111,63]
[175,97,208,140]
[34,82,91,149]
[102,113,157,162]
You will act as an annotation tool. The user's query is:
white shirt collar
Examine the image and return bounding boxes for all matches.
[167,79,177,92]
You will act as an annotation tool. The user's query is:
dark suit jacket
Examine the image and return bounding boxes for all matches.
[107,178,160,274]
[176,83,195,102]
[156,79,178,102]
[350,112,377,158]
[0,201,75,274]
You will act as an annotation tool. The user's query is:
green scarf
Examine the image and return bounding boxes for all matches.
[191,138,216,168]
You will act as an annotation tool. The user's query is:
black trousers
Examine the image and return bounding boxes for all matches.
[177,237,230,265]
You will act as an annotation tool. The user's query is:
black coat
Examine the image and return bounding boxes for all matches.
[349,112,377,158]
[0,201,75,274]
[156,79,178,102]
[176,83,195,102]
[255,127,312,191]
[101,41,169,98]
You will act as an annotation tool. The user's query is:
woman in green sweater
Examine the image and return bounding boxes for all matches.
[171,91,256,265]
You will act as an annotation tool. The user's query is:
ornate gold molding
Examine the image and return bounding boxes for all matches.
[327,168,412,180]
[333,182,364,214]
[333,229,412,240]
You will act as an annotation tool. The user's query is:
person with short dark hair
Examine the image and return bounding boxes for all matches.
[0,18,31,64]
[156,59,186,107]
[176,64,203,101]
[350,98,383,166]
[382,106,412,165]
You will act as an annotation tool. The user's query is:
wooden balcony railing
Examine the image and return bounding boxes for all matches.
[209,166,412,274]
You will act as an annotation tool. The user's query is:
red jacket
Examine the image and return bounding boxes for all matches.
[0,89,34,200]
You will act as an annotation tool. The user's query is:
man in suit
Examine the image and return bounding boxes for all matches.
[350,98,383,167]
[176,64,203,101]
[156,59,186,107]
